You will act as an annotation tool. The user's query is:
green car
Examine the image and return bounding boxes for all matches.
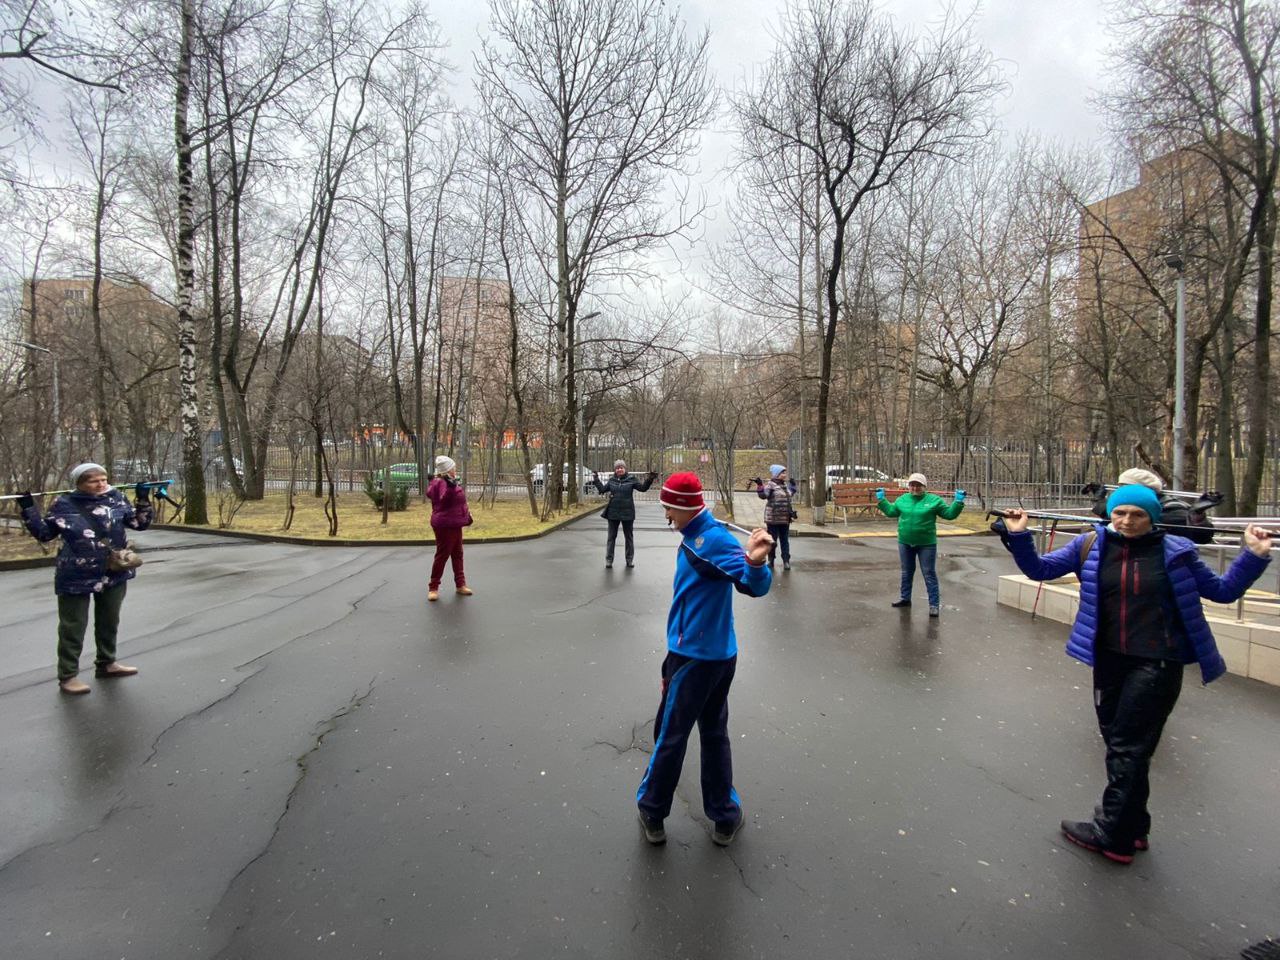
[371,463,421,487]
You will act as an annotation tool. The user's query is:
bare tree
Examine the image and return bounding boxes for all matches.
[735,0,999,521]
[476,0,715,509]
[1106,0,1280,508]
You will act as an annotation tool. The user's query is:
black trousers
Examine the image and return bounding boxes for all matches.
[766,523,791,562]
[605,518,634,564]
[1092,649,1183,852]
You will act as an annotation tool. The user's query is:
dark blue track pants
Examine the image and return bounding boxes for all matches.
[636,652,741,827]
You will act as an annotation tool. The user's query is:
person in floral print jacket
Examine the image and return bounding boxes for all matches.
[19,462,152,695]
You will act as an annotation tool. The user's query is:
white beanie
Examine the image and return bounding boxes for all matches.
[435,455,456,474]
[70,462,108,484]
[907,472,927,486]
[1117,467,1163,492]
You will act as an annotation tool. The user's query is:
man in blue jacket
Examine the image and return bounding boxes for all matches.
[1002,486,1271,864]
[636,472,773,847]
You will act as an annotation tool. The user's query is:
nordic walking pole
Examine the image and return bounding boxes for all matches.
[0,479,176,502]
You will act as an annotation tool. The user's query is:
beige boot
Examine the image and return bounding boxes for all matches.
[456,586,474,596]
[428,590,439,602]
[96,662,139,679]
[59,677,91,695]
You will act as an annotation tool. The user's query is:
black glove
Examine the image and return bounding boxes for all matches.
[17,491,35,510]
[1080,482,1104,497]
[135,486,151,505]
[989,516,1012,547]
[1192,490,1224,512]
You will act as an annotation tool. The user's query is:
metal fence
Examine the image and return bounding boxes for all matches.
[95,432,1280,516]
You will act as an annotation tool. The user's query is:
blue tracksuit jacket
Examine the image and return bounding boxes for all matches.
[667,508,771,659]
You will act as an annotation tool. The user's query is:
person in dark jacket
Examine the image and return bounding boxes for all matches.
[1002,485,1271,864]
[426,455,472,602]
[636,472,772,848]
[19,462,153,695]
[591,460,657,569]
[756,464,797,569]
[1086,467,1216,544]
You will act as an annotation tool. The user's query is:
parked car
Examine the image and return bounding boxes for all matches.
[530,463,596,494]
[370,462,421,487]
[811,464,891,491]
[205,455,243,475]
[110,458,155,481]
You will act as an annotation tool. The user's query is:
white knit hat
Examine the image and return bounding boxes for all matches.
[70,462,108,484]
[435,455,456,474]
[1117,467,1163,492]
[907,472,927,486]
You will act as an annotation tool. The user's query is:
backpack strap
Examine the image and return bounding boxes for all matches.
[1077,530,1097,569]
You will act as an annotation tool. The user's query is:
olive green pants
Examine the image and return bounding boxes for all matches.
[56,583,127,680]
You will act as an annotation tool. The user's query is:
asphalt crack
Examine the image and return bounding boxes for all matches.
[139,665,267,767]
[589,718,651,756]
[210,679,378,918]
[235,579,388,669]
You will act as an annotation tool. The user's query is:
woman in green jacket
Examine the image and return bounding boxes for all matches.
[876,472,965,617]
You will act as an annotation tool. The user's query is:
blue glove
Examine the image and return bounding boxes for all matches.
[875,487,885,500]
[954,489,966,502]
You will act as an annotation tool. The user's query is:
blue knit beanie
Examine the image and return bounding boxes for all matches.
[1105,484,1163,523]
[770,464,785,479]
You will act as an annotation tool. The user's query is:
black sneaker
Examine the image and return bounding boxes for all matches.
[1094,803,1149,851]
[928,606,940,618]
[712,812,745,847]
[1060,819,1134,864]
[637,811,666,845]
[626,561,634,568]
[605,561,613,569]
[891,599,911,608]
[783,561,791,571]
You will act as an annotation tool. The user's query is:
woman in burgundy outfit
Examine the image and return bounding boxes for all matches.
[425,455,473,602]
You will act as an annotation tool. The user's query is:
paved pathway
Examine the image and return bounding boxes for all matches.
[0,511,1277,959]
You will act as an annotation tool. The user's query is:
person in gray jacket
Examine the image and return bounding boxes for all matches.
[592,460,658,568]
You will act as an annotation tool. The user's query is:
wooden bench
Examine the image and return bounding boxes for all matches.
[830,482,907,524]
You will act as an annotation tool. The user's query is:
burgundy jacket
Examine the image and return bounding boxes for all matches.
[426,476,470,529]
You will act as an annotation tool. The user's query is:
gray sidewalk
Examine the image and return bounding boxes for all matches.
[0,512,1276,959]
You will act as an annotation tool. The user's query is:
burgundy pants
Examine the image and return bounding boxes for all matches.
[429,526,466,589]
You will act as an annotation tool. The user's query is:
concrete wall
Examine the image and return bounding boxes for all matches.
[997,575,1280,687]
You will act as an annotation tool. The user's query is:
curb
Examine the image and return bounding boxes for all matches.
[158,505,599,546]
[0,507,599,571]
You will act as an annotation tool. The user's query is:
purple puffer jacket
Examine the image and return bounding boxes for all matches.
[426,476,470,529]
[1005,525,1270,684]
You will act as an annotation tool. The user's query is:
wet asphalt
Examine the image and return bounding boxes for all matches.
[0,510,1277,960]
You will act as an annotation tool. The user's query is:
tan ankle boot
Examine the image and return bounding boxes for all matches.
[456,586,474,596]
[59,677,91,695]
[96,662,139,679]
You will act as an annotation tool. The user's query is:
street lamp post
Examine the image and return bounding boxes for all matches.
[5,339,61,476]
[1163,255,1186,486]
[576,311,601,486]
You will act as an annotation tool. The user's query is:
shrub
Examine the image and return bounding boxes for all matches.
[364,475,409,511]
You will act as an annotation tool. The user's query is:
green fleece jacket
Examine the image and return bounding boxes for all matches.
[876,492,964,546]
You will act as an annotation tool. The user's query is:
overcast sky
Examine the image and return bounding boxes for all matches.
[435,0,1113,144]
[428,0,1115,311]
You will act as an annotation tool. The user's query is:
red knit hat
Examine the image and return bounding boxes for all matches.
[660,471,705,511]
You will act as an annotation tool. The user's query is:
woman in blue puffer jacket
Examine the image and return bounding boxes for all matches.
[19,462,153,695]
[1001,485,1271,865]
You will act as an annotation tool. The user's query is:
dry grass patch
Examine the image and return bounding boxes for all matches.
[165,491,600,541]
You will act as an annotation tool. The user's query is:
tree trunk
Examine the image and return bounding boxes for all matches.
[174,0,207,524]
